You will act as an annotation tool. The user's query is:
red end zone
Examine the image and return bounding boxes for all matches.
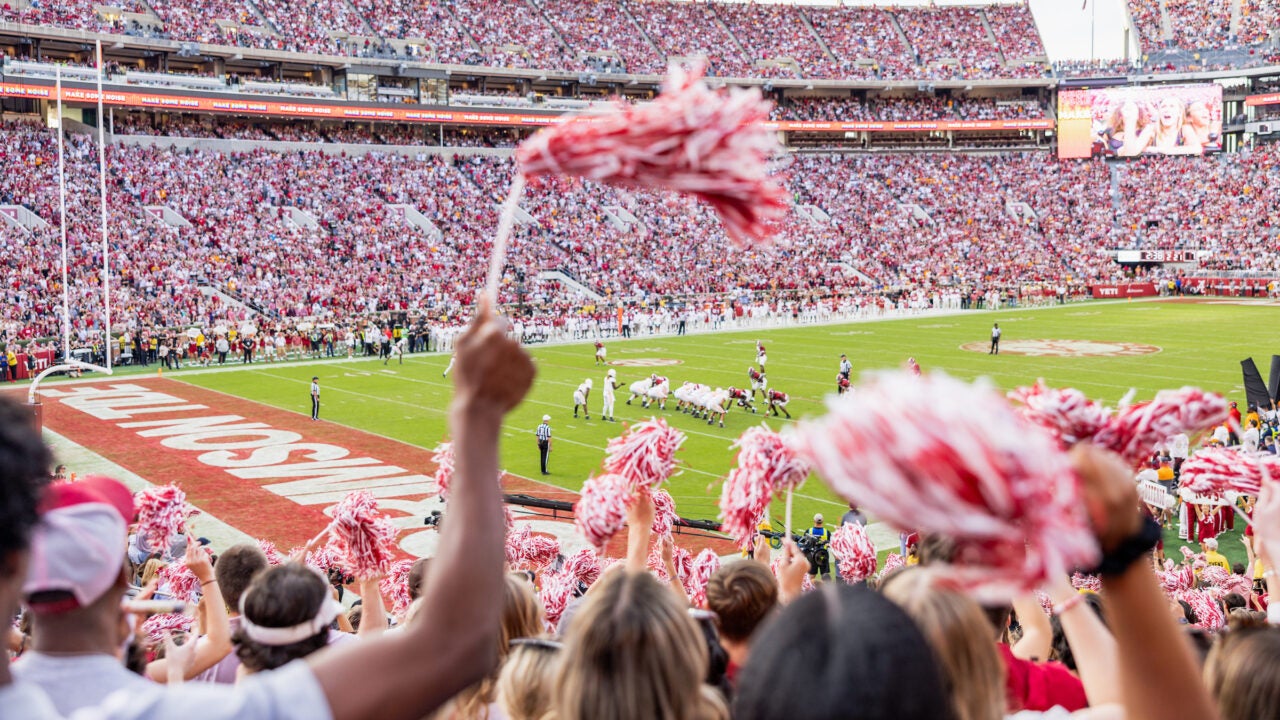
[30,378,733,559]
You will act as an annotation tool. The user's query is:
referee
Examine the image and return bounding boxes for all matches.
[310,376,321,420]
[536,415,552,475]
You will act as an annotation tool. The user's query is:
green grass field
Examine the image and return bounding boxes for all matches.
[162,298,1277,566]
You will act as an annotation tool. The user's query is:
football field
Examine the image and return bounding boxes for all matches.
[150,296,1277,563]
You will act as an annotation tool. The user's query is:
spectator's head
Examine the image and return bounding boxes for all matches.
[734,583,953,720]
[213,542,270,613]
[703,560,777,650]
[882,567,1004,720]
[497,639,563,720]
[234,562,337,673]
[1205,627,1280,720]
[22,474,135,654]
[0,396,54,626]
[1203,537,1218,553]
[406,557,430,601]
[554,570,724,720]
[452,573,544,717]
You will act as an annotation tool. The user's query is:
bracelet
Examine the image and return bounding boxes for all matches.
[1052,593,1085,616]
[1090,515,1163,577]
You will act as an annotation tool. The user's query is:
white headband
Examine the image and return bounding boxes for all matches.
[239,596,343,646]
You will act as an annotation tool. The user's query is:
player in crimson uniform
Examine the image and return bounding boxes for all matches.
[594,341,606,366]
[748,367,767,400]
[755,340,767,371]
[727,386,755,413]
[767,389,791,418]
[837,374,851,395]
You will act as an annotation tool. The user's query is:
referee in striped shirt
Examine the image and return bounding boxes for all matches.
[536,415,552,475]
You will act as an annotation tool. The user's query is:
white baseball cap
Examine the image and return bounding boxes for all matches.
[542,415,552,421]
[24,476,135,613]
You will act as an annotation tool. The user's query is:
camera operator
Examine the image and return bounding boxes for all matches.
[803,514,832,581]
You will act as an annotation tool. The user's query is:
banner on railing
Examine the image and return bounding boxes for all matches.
[1090,283,1158,299]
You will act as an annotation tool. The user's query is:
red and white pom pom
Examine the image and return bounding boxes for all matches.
[651,489,678,538]
[561,547,602,588]
[1158,560,1196,594]
[327,491,399,579]
[1219,574,1254,598]
[719,425,811,548]
[134,484,190,551]
[788,371,1100,602]
[1199,565,1231,589]
[538,572,576,634]
[880,552,906,577]
[505,526,560,571]
[379,559,416,617]
[830,523,877,583]
[1094,388,1228,466]
[293,545,343,576]
[1009,381,1112,446]
[686,549,721,607]
[505,524,559,569]
[516,63,789,247]
[604,419,686,491]
[141,612,193,645]
[158,561,202,603]
[574,474,634,548]
[1070,572,1102,593]
[432,442,455,502]
[1179,447,1280,499]
[1180,589,1225,630]
[646,545,672,583]
[256,539,284,566]
[672,545,693,587]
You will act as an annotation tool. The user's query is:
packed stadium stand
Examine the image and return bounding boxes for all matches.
[1,0,1051,79]
[0,0,1276,346]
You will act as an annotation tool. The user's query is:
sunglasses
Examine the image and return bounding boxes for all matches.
[509,637,563,652]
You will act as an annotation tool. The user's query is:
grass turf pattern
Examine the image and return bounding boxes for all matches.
[168,299,1279,566]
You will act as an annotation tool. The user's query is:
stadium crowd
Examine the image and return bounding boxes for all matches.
[4,117,1280,348]
[1,0,1051,80]
[771,96,1048,123]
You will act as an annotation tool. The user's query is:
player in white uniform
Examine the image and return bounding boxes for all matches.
[384,336,407,365]
[602,369,620,422]
[345,329,356,359]
[442,353,456,378]
[573,378,593,419]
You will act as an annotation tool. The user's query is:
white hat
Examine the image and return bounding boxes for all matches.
[542,415,552,421]
[585,379,593,387]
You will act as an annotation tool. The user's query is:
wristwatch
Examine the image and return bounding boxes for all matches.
[1090,515,1163,577]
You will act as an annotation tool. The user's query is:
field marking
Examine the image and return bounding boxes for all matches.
[42,428,254,550]
[174,372,844,511]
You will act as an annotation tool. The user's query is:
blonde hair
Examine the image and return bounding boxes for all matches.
[551,571,724,720]
[881,567,1005,720]
[496,642,562,720]
[1205,627,1280,720]
[450,574,545,719]
[139,558,166,588]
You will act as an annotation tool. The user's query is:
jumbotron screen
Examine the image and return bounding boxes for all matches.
[1057,83,1223,159]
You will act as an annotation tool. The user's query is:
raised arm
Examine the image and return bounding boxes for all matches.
[1072,444,1219,720]
[312,302,535,720]
[1040,573,1121,709]
[145,541,231,682]
[1010,591,1053,661]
